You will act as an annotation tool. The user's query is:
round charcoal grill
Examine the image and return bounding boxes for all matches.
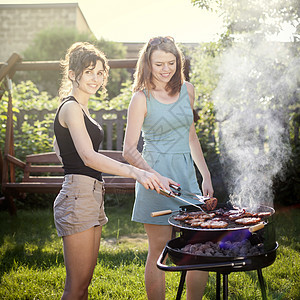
[156,203,278,300]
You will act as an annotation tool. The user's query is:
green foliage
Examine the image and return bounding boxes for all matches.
[12,80,59,111]
[191,0,300,38]
[95,38,131,99]
[0,80,131,165]
[187,42,221,160]
[16,26,130,98]
[189,1,300,205]
[188,42,221,104]
[273,99,300,205]
[0,81,59,161]
[191,0,222,11]
[87,80,132,115]
[23,26,95,61]
[102,80,133,110]
[17,27,94,96]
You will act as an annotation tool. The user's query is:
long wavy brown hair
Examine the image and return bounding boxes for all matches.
[59,42,110,100]
[133,36,185,96]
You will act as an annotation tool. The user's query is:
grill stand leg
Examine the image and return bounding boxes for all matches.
[216,270,267,300]
[176,270,187,300]
[216,272,221,300]
[169,269,268,300]
[257,269,267,300]
[216,272,229,300]
[223,274,229,300]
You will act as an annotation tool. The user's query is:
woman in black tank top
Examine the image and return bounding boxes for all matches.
[53,42,175,300]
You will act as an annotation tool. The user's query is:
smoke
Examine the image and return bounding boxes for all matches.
[212,7,300,209]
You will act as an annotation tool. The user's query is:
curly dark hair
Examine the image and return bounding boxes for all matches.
[59,42,110,100]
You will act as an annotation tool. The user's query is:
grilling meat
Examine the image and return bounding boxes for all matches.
[173,206,271,228]
[228,212,255,220]
[190,221,205,227]
[199,220,228,229]
[185,218,205,224]
[174,215,191,221]
[180,213,229,229]
[257,212,272,218]
[235,217,262,225]
[174,212,215,221]
[202,197,218,211]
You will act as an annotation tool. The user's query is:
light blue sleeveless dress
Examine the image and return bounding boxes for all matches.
[132,82,202,225]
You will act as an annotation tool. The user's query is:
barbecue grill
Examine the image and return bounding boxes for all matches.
[156,203,278,300]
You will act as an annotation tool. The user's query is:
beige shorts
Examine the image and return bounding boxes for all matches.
[53,174,108,237]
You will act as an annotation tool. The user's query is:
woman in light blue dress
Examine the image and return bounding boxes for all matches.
[123,36,214,300]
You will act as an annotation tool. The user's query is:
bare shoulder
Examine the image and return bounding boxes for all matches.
[184,81,195,107]
[131,90,146,103]
[59,100,83,125]
[129,90,147,110]
[184,81,195,94]
[60,99,81,113]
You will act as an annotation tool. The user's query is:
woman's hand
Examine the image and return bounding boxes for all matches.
[155,173,179,193]
[134,169,162,193]
[202,177,214,197]
[134,169,178,194]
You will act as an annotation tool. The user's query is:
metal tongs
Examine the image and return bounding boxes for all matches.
[159,184,209,215]
[169,184,211,202]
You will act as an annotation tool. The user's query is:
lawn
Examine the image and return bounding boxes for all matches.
[0,197,299,299]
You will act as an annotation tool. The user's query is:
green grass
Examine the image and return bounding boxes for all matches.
[0,199,299,299]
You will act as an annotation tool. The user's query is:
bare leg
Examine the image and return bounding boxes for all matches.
[144,224,173,300]
[61,226,102,300]
[186,270,208,300]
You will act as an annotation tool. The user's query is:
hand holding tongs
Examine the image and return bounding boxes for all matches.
[151,184,217,217]
[159,189,206,210]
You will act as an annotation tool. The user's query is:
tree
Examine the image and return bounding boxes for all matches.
[191,0,300,40]
[96,38,130,99]
[190,0,300,205]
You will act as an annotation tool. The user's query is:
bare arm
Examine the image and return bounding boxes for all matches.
[123,92,151,170]
[58,101,162,192]
[186,82,214,197]
[123,91,177,190]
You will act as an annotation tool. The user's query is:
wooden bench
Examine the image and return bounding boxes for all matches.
[2,150,135,214]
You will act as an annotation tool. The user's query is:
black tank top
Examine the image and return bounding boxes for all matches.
[54,96,104,181]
